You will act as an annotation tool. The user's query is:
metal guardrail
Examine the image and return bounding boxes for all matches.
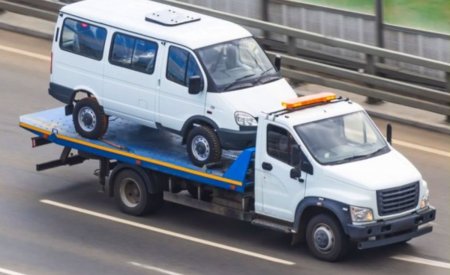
[1,0,449,120]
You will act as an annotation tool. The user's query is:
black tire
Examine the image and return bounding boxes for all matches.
[73,97,108,139]
[306,214,349,262]
[113,169,163,216]
[186,126,221,167]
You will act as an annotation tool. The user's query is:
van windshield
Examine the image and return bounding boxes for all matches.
[197,37,280,92]
[295,111,389,165]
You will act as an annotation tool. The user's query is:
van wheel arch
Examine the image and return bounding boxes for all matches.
[181,116,220,145]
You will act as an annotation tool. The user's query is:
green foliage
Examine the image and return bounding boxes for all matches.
[300,0,450,34]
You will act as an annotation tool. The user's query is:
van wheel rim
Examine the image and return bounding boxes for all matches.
[78,106,97,132]
[192,135,210,162]
[119,178,141,208]
[313,224,334,252]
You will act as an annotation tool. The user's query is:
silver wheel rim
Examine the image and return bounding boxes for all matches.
[191,135,210,162]
[313,223,335,252]
[119,177,141,208]
[78,106,97,132]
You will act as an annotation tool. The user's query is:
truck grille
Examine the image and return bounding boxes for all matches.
[377,182,419,216]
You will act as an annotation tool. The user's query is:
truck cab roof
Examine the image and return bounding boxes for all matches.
[262,95,365,128]
[61,0,251,49]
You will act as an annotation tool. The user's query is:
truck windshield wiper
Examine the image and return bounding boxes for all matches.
[331,146,388,165]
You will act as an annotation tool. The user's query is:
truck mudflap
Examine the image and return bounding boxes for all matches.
[346,207,436,250]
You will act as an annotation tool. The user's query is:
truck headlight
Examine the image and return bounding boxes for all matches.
[234,111,257,126]
[419,189,430,209]
[350,206,374,223]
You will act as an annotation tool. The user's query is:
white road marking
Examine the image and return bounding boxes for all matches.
[0,267,27,275]
[391,254,450,269]
[393,139,450,158]
[0,45,50,61]
[40,199,296,266]
[129,262,184,275]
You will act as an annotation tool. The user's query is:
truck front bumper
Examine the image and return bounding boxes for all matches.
[346,207,436,250]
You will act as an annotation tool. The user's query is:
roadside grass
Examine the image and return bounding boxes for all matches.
[300,0,450,34]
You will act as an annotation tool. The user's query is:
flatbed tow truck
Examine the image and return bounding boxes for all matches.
[20,93,436,261]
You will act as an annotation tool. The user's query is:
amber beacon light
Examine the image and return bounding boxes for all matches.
[282,92,337,109]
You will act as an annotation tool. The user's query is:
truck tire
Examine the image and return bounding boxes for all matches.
[306,214,349,262]
[186,126,221,167]
[73,97,108,139]
[113,169,163,216]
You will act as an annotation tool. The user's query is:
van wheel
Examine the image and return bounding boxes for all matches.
[187,126,221,167]
[114,169,163,216]
[306,214,349,262]
[73,97,108,139]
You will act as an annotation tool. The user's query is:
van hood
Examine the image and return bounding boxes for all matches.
[219,78,297,116]
[323,149,421,191]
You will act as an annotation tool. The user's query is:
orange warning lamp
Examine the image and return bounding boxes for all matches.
[282,92,337,109]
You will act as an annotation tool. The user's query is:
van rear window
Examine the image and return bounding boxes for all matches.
[109,33,158,74]
[60,18,107,60]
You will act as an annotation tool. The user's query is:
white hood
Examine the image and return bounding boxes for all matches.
[219,78,296,115]
[324,149,421,191]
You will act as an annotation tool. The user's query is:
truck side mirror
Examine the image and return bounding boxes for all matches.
[188,76,202,95]
[274,55,281,71]
[386,123,392,145]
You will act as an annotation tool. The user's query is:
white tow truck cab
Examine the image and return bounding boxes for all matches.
[21,92,436,262]
[49,0,296,166]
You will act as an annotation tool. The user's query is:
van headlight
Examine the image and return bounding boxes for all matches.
[419,189,430,209]
[350,206,374,223]
[234,111,257,126]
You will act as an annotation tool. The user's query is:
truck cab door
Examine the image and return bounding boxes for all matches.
[256,123,309,222]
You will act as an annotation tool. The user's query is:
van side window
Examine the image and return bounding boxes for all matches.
[110,33,158,74]
[267,124,301,166]
[60,18,106,60]
[167,46,203,88]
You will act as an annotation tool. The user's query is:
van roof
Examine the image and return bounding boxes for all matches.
[60,0,251,49]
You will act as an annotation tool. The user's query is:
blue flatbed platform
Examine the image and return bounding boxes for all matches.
[20,108,255,193]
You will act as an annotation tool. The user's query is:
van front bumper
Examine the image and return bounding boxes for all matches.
[346,207,436,249]
[217,127,256,150]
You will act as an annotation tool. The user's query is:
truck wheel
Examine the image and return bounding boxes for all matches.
[73,97,108,139]
[306,214,349,262]
[114,169,162,216]
[186,126,221,167]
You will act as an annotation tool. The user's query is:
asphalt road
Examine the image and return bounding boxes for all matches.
[0,30,449,275]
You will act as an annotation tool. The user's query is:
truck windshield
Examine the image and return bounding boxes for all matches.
[295,111,389,165]
[197,37,280,92]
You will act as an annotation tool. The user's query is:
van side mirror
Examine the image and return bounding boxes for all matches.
[290,166,301,179]
[274,55,281,71]
[188,76,202,95]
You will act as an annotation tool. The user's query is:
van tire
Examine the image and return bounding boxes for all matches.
[306,214,349,262]
[187,126,221,167]
[73,97,108,139]
[113,169,163,216]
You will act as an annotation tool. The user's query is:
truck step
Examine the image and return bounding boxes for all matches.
[163,191,253,221]
[251,219,294,234]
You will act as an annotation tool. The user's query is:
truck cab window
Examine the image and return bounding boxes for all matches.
[167,46,203,88]
[267,124,301,166]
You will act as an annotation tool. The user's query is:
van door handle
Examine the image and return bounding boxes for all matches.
[262,162,272,171]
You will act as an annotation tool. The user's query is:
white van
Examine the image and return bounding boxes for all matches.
[49,0,296,166]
